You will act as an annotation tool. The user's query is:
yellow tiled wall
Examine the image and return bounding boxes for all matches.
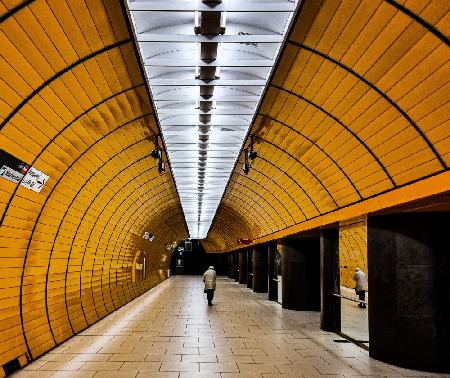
[0,0,186,368]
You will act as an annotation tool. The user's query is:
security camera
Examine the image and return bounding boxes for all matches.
[249,136,257,160]
[158,160,165,173]
[151,148,160,159]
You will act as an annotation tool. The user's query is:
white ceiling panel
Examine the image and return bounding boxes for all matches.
[126,0,299,239]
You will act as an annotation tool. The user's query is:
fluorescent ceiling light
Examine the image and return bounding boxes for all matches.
[126,0,299,239]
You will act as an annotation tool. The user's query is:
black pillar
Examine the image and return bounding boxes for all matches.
[320,228,340,332]
[268,243,277,301]
[238,250,247,284]
[368,213,450,373]
[281,238,320,311]
[247,249,253,289]
[234,252,239,282]
[228,254,235,279]
[252,246,268,293]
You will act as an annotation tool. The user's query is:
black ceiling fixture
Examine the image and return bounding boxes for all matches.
[158,150,166,173]
[243,149,250,174]
[249,135,258,160]
[151,135,160,159]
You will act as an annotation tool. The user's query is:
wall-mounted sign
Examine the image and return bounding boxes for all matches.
[0,149,29,184]
[0,165,24,184]
[143,232,154,241]
[0,149,48,192]
[237,238,252,245]
[21,167,48,193]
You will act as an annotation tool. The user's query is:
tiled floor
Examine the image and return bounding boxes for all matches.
[13,276,447,378]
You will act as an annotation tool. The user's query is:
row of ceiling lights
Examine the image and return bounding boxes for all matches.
[126,0,298,238]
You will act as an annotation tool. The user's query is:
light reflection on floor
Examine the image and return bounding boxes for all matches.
[340,286,369,346]
[15,277,443,377]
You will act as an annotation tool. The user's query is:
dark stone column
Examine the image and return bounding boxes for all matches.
[281,238,320,311]
[234,252,239,282]
[228,254,235,279]
[247,249,253,289]
[252,246,268,293]
[368,213,450,373]
[268,243,278,301]
[320,228,340,332]
[238,250,247,284]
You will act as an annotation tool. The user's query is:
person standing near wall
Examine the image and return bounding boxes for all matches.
[203,266,217,306]
[353,267,367,308]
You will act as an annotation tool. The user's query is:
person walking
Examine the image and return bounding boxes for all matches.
[353,267,367,308]
[203,266,216,306]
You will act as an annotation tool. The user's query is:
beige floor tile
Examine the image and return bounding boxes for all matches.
[63,345,103,354]
[136,373,179,378]
[199,347,233,356]
[11,371,54,378]
[217,355,254,364]
[48,346,71,354]
[182,355,217,363]
[99,345,136,354]
[51,372,96,378]
[199,362,239,373]
[22,361,48,370]
[140,347,168,355]
[38,361,85,371]
[232,349,268,356]
[275,363,321,376]
[108,354,148,362]
[140,336,171,343]
[221,373,263,378]
[237,364,279,374]
[145,354,181,362]
[93,372,138,378]
[80,361,124,371]
[183,342,215,348]
[160,362,200,372]
[166,347,199,355]
[120,362,161,371]
[38,354,76,362]
[72,354,112,362]
[252,355,291,365]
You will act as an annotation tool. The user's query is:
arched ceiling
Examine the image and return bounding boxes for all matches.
[0,0,448,364]
[0,0,186,363]
[204,0,450,252]
[126,0,299,239]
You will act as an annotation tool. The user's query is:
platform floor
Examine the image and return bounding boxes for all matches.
[14,276,446,378]
[339,286,369,345]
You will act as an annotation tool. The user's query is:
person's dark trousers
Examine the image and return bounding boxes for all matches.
[206,289,215,306]
[358,290,366,308]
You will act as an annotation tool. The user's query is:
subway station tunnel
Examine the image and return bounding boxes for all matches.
[0,0,449,376]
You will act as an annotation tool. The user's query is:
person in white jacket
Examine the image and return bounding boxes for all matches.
[203,266,217,306]
[353,267,367,308]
